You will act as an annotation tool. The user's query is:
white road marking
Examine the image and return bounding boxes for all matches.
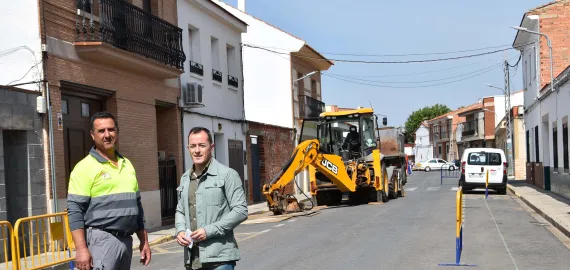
[427,187,440,191]
[274,223,284,228]
[288,219,297,223]
[405,187,418,191]
[484,199,519,269]
[451,187,459,191]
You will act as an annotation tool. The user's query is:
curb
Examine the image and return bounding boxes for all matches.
[507,184,570,240]
[133,234,175,250]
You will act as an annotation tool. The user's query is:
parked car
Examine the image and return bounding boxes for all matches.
[414,158,456,172]
[458,148,507,195]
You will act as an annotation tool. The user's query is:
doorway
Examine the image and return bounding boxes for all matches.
[61,95,103,192]
[228,139,245,187]
[250,137,262,202]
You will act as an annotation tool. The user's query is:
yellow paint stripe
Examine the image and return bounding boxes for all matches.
[237,229,270,242]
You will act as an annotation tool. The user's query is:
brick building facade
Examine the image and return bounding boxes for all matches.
[40,0,185,229]
[245,122,296,204]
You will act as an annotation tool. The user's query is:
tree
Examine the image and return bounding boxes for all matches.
[404,104,451,143]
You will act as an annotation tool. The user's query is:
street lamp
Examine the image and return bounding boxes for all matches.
[485,83,505,94]
[511,26,554,93]
[294,71,318,85]
[292,70,318,197]
[486,83,513,177]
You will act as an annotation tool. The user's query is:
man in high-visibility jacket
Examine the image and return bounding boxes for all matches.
[67,112,151,270]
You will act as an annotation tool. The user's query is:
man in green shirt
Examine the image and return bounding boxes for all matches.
[175,127,248,270]
[67,112,151,270]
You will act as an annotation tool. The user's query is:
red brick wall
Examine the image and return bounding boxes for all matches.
[46,54,182,199]
[530,2,570,90]
[156,106,183,182]
[483,97,495,137]
[245,122,295,204]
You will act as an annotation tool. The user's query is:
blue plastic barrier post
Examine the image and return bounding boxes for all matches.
[69,249,75,269]
[485,169,489,199]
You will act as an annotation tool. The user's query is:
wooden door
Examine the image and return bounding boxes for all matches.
[61,95,103,192]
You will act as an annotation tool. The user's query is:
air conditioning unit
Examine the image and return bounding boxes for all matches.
[182,82,204,107]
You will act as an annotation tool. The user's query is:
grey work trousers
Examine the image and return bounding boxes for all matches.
[86,228,133,270]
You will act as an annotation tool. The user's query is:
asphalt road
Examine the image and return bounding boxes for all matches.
[131,171,570,270]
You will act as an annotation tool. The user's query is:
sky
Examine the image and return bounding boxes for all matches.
[223,0,547,127]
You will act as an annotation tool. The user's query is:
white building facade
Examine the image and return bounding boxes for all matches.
[512,5,570,199]
[178,0,248,185]
[414,122,432,162]
[214,0,332,199]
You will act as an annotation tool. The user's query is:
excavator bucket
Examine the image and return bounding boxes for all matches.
[270,193,306,215]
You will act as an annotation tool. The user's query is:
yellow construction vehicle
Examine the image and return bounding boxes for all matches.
[262,107,405,215]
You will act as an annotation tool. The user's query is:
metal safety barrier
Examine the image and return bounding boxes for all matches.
[0,221,16,270]
[440,164,461,185]
[13,212,75,270]
[438,186,475,267]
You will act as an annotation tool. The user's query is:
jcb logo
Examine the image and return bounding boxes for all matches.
[321,159,338,175]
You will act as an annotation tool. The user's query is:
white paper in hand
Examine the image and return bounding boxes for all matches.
[185,229,194,248]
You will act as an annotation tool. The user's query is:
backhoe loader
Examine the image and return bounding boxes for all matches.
[262,107,405,215]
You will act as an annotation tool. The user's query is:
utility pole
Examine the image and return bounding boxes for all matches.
[504,60,514,177]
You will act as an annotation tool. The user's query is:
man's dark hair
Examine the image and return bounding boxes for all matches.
[188,127,213,144]
[90,111,118,131]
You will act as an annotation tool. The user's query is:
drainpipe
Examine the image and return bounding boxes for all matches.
[40,0,58,213]
[239,43,248,202]
[179,96,186,174]
[46,82,58,213]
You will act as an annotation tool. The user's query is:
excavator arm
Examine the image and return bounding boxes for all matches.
[262,139,356,214]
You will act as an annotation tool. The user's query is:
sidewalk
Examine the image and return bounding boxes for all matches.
[132,202,270,248]
[507,180,570,239]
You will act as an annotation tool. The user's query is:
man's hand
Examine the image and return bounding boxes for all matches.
[190,228,207,242]
[176,231,190,246]
[139,242,151,266]
[75,248,92,270]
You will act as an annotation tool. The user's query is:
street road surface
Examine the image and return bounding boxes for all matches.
[131,172,570,269]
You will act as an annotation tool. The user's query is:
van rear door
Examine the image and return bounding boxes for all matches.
[465,151,503,184]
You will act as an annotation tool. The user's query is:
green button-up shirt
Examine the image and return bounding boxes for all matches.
[175,157,248,267]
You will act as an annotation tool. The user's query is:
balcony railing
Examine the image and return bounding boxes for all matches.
[75,0,186,70]
[299,95,325,118]
[190,61,203,76]
[460,120,478,137]
[228,75,239,88]
[213,69,223,83]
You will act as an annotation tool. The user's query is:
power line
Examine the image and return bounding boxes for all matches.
[243,41,535,64]
[323,57,517,84]
[323,63,504,89]
[326,56,509,78]
[242,42,523,57]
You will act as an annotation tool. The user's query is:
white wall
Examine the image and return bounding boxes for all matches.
[414,125,432,161]
[183,113,248,181]
[1,1,43,91]
[516,17,541,119]
[178,0,246,120]
[178,0,248,182]
[214,0,305,129]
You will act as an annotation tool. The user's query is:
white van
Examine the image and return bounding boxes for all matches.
[459,148,507,195]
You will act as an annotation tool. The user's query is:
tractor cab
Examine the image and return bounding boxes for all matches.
[299,108,387,162]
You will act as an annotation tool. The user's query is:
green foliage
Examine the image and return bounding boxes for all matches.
[404,104,451,143]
